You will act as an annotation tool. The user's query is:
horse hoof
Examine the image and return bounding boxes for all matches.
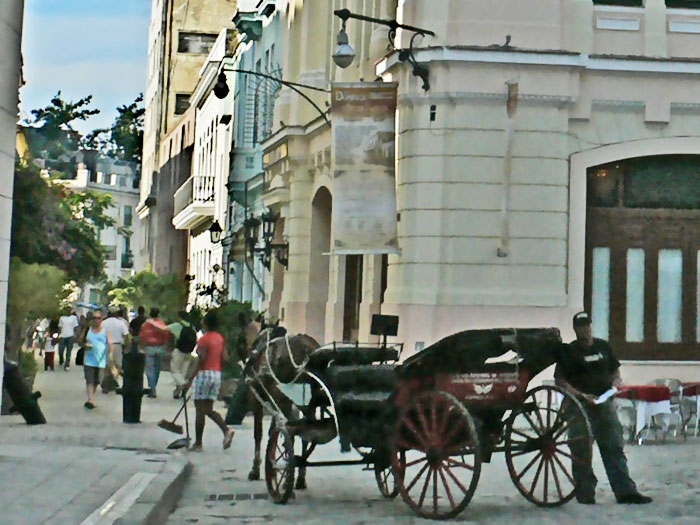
[248,470,260,481]
[295,479,307,490]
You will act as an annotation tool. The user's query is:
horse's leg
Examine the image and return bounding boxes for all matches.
[248,394,262,481]
[295,439,308,490]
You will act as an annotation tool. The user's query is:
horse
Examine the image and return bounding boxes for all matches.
[237,322,320,490]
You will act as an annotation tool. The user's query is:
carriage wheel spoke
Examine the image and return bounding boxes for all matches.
[534,404,547,434]
[416,399,435,443]
[405,456,428,468]
[511,428,539,441]
[442,460,470,495]
[528,455,546,495]
[402,415,430,449]
[430,397,439,443]
[552,418,577,441]
[542,455,549,503]
[404,461,431,493]
[509,447,539,458]
[552,451,576,485]
[438,467,457,511]
[555,447,588,465]
[556,437,588,447]
[440,416,466,447]
[445,458,475,470]
[515,451,542,481]
[437,400,450,437]
[432,468,439,515]
[548,457,565,500]
[546,390,552,429]
[522,411,544,436]
[417,466,433,509]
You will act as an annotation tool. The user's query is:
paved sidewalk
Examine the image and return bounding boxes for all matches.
[0,356,199,523]
[171,418,700,525]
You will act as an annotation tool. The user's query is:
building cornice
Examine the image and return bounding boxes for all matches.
[377,46,700,77]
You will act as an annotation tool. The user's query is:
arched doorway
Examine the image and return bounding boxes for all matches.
[585,155,700,360]
[308,187,332,342]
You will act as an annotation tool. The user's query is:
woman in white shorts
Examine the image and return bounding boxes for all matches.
[185,311,234,451]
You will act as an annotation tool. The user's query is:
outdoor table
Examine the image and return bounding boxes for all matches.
[616,384,672,442]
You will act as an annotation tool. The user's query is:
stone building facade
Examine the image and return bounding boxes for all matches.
[0,0,24,406]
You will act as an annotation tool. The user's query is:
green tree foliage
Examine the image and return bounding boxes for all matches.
[28,91,100,161]
[84,94,145,163]
[11,158,113,284]
[107,269,188,321]
[5,258,70,360]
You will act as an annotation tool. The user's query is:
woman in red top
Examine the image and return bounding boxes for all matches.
[186,310,234,451]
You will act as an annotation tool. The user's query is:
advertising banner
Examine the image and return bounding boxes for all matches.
[331,82,399,254]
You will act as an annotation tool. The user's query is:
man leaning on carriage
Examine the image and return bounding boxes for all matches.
[555,311,652,505]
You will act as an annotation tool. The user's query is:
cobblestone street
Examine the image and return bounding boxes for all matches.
[171,417,700,524]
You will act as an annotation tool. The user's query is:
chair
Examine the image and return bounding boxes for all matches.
[651,378,686,440]
[613,397,638,443]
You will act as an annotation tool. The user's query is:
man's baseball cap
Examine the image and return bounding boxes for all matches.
[573,311,592,327]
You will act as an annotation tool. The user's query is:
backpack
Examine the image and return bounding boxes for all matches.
[176,324,197,353]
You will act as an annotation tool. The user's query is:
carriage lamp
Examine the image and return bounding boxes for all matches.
[332,8,435,91]
[209,220,223,244]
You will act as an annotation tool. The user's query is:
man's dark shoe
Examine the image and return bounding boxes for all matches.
[576,496,596,505]
[617,493,652,504]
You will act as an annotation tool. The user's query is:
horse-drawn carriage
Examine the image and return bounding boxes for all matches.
[244,317,593,520]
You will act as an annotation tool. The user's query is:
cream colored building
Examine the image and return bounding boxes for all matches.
[172,29,235,308]
[252,0,700,384]
[0,0,24,408]
[139,0,236,275]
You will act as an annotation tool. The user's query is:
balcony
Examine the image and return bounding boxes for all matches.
[172,175,216,230]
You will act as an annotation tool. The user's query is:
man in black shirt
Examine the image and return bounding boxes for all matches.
[555,311,651,505]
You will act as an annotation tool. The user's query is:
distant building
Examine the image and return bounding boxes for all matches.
[139,0,237,276]
[64,153,144,304]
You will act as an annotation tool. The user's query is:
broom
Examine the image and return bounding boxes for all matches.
[157,394,190,435]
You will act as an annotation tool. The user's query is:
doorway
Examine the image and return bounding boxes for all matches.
[309,187,332,342]
[585,156,700,360]
[343,255,363,342]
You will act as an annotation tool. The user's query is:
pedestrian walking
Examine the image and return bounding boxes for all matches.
[80,310,112,409]
[139,308,171,398]
[555,311,652,505]
[129,306,147,353]
[57,308,79,370]
[101,308,130,393]
[42,317,59,371]
[168,311,197,399]
[184,310,234,452]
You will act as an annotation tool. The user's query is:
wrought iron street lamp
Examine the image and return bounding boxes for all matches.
[213,68,330,123]
[332,8,436,91]
[209,220,223,244]
[244,211,289,270]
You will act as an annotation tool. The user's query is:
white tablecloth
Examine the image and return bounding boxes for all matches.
[615,398,672,436]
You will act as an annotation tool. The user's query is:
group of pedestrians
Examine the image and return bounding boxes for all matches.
[28,303,234,450]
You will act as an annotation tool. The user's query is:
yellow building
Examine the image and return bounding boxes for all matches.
[138,0,237,275]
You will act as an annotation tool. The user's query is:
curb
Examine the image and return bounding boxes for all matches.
[115,456,192,525]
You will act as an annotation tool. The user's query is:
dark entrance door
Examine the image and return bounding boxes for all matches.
[585,156,700,361]
[343,255,363,342]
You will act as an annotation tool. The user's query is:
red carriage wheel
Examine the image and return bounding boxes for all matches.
[505,385,592,507]
[265,424,296,504]
[375,449,404,499]
[391,391,481,520]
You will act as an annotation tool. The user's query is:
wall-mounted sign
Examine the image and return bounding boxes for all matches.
[331,82,399,254]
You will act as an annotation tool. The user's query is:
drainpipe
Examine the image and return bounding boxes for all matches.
[498,80,518,258]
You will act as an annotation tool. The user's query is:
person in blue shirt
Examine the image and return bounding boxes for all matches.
[82,310,113,409]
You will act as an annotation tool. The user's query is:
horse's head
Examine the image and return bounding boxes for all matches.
[249,325,288,357]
